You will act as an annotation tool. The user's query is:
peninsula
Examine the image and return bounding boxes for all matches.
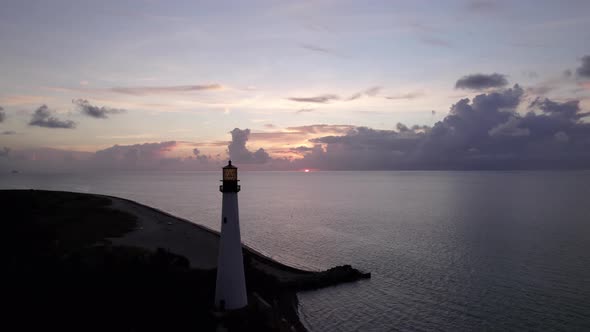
[3,189,369,331]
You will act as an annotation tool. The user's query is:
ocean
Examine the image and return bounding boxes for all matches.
[2,170,589,331]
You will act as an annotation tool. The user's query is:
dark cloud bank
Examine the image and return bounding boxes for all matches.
[290,85,590,170]
[2,84,590,171]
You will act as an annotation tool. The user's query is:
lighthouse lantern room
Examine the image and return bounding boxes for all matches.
[220,161,239,192]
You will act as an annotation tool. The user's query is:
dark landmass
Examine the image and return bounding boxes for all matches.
[2,189,370,331]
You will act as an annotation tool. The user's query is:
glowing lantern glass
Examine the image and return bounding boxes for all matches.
[223,161,237,181]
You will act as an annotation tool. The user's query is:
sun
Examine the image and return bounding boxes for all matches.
[304,169,310,173]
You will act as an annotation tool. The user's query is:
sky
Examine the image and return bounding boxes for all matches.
[0,0,589,171]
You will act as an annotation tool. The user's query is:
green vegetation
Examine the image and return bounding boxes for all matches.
[4,190,137,256]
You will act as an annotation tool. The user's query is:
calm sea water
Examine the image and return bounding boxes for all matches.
[2,171,590,331]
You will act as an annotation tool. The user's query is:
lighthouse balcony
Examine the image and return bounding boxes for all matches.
[220,184,241,192]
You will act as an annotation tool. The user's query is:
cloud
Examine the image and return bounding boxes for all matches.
[455,73,509,90]
[288,94,340,103]
[386,91,424,100]
[0,106,4,122]
[242,125,356,148]
[296,108,315,114]
[191,140,231,147]
[300,43,335,55]
[191,148,210,163]
[525,72,577,95]
[526,84,555,95]
[249,131,312,143]
[529,98,590,120]
[290,146,314,154]
[6,84,590,171]
[0,147,10,157]
[576,55,590,78]
[346,93,361,101]
[347,86,382,100]
[488,116,530,137]
[2,131,16,135]
[73,99,125,119]
[94,141,178,169]
[295,84,590,169]
[0,140,225,172]
[286,124,355,135]
[95,141,176,160]
[396,123,410,132]
[28,105,76,129]
[363,86,381,96]
[109,84,223,96]
[228,128,270,164]
[302,127,424,170]
[289,87,381,103]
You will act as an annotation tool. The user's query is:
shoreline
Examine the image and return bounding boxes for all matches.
[102,192,370,331]
[3,189,370,331]
[101,193,316,274]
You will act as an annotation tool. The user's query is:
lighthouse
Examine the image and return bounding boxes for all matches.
[214,160,248,310]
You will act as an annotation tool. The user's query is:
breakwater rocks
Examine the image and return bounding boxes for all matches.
[283,264,371,291]
[244,250,371,292]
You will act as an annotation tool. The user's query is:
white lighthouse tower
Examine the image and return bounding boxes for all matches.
[214,160,248,310]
